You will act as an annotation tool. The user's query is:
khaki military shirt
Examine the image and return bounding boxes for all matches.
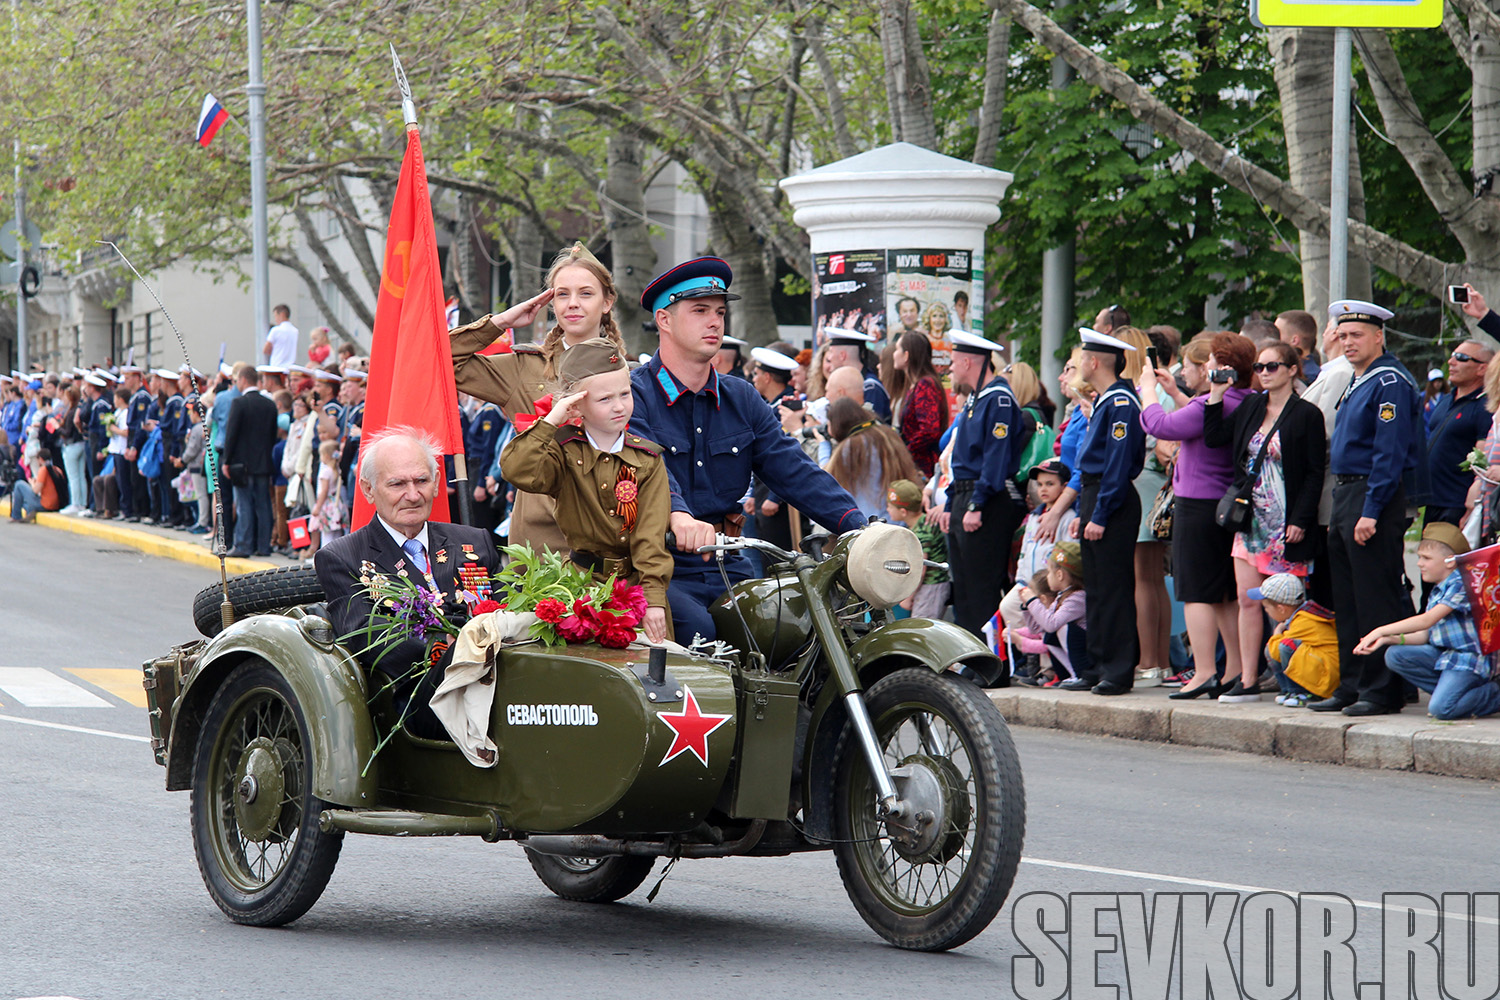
[501,420,672,609]
[450,315,567,555]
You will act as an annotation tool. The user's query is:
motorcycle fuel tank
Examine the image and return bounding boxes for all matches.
[378,645,737,835]
[711,572,812,671]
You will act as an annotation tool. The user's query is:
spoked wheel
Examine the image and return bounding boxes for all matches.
[524,849,656,903]
[191,660,343,926]
[832,668,1025,951]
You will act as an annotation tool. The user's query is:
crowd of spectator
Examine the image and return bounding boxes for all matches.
[8,284,1500,722]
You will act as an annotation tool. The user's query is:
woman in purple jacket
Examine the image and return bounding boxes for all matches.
[1138,332,1255,700]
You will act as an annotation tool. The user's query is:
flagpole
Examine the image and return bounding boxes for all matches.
[390,45,474,527]
[247,0,270,363]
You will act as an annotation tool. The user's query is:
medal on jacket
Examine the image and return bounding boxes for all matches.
[614,464,639,532]
[458,562,491,601]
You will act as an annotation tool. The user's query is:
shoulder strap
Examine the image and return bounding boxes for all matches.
[1247,397,1293,479]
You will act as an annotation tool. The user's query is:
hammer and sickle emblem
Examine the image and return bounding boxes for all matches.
[381,240,413,299]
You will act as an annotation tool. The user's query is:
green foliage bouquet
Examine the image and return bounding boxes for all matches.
[491,544,648,649]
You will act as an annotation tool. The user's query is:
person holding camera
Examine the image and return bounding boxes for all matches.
[1204,337,1326,703]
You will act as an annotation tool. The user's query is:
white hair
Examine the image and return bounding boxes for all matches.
[358,426,441,486]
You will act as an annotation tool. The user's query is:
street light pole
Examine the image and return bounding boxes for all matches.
[12,0,25,372]
[246,0,270,360]
[1328,26,1352,302]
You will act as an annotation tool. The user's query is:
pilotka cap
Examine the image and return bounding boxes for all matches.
[559,338,628,386]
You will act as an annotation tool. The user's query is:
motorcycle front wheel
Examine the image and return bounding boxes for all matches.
[831,667,1025,951]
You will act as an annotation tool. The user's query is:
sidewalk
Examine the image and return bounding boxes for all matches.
[989,685,1500,781]
[0,499,280,574]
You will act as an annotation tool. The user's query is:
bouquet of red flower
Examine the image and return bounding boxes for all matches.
[492,544,647,648]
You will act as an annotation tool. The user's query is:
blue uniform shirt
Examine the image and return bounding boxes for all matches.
[1331,351,1424,519]
[129,388,153,450]
[162,393,186,458]
[1425,387,1491,508]
[465,401,503,483]
[947,374,1026,511]
[2,399,21,448]
[87,396,112,456]
[629,355,867,541]
[863,375,892,422]
[1076,379,1145,526]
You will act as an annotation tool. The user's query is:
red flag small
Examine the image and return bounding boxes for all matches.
[1454,543,1500,653]
[352,125,464,530]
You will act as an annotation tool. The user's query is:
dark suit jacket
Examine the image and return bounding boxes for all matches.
[223,388,279,477]
[1203,392,1326,564]
[315,517,501,677]
[316,517,501,737]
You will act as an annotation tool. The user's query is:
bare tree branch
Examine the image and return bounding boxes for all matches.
[1452,0,1500,43]
[270,251,360,350]
[327,174,383,295]
[972,10,1011,165]
[293,204,377,330]
[793,0,858,159]
[1443,3,1473,69]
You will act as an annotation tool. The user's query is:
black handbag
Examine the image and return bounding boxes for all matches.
[1148,462,1175,541]
[1215,402,1289,532]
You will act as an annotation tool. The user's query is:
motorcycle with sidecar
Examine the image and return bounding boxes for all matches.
[144,522,1025,951]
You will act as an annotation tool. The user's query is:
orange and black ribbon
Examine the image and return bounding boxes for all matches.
[614,464,639,531]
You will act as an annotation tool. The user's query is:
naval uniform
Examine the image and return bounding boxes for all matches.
[1076,379,1146,689]
[944,372,1030,639]
[629,355,867,642]
[1328,351,1424,710]
[464,399,504,531]
[126,386,153,519]
[450,317,569,555]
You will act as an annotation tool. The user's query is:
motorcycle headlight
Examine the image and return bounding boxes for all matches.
[843,523,924,608]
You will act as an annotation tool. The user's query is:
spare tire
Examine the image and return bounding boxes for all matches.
[192,565,327,638]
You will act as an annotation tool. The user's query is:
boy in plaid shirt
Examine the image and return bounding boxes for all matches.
[886,479,950,619]
[1354,523,1500,720]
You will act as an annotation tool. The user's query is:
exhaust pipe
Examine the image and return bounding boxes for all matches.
[523,820,766,859]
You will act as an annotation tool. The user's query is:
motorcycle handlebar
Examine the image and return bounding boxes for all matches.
[664,529,800,565]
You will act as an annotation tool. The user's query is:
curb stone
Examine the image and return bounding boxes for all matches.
[989,685,1500,781]
[0,499,277,575]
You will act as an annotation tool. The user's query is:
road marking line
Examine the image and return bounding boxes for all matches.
[66,668,149,707]
[0,714,152,743]
[1021,857,1500,924]
[0,667,110,707]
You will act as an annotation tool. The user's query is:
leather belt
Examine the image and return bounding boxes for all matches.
[710,512,746,538]
[1333,474,1368,486]
[571,551,630,578]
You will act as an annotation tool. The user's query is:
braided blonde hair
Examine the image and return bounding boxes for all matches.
[539,242,627,379]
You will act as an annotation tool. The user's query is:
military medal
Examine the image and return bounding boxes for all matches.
[435,548,448,565]
[462,543,479,562]
[614,465,639,531]
[457,563,491,601]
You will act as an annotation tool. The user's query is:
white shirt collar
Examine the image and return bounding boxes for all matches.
[376,515,430,557]
[586,429,625,454]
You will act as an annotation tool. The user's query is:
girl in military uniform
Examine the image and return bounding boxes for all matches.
[501,339,671,644]
[450,242,630,556]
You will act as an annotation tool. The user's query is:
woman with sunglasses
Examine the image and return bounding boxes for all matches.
[1204,339,1326,703]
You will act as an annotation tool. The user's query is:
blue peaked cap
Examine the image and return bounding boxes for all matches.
[641,256,741,314]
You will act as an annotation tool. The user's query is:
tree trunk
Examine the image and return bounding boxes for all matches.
[795,0,858,159]
[880,0,938,150]
[1270,26,1372,321]
[604,107,659,355]
[972,10,1011,166]
[707,185,779,346]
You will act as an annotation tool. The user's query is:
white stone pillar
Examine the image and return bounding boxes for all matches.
[779,142,1012,354]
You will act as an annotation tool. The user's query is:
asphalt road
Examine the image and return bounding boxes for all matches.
[5,526,1500,999]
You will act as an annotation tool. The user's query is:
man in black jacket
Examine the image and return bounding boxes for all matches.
[222,366,278,556]
[315,429,499,739]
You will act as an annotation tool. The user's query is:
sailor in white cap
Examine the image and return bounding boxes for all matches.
[713,334,749,381]
[941,329,1030,640]
[120,363,153,520]
[1060,325,1147,695]
[823,326,891,421]
[312,368,344,422]
[1316,298,1425,716]
[81,371,114,504]
[255,364,288,392]
[749,346,798,404]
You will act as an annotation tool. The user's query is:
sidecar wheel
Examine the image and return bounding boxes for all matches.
[191,659,343,926]
[832,668,1024,951]
[524,850,655,903]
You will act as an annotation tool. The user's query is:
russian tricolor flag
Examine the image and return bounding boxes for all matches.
[196,93,229,148]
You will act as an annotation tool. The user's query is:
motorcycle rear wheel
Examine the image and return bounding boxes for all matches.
[524,850,656,903]
[832,667,1025,951]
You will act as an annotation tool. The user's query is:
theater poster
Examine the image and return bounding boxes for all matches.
[812,250,887,347]
[885,248,981,377]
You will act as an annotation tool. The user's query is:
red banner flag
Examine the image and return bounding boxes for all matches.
[351,125,464,530]
[1455,542,1500,653]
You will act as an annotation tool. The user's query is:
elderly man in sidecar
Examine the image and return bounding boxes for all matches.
[314,426,500,739]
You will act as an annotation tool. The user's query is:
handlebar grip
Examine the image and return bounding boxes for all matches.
[665,530,677,551]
